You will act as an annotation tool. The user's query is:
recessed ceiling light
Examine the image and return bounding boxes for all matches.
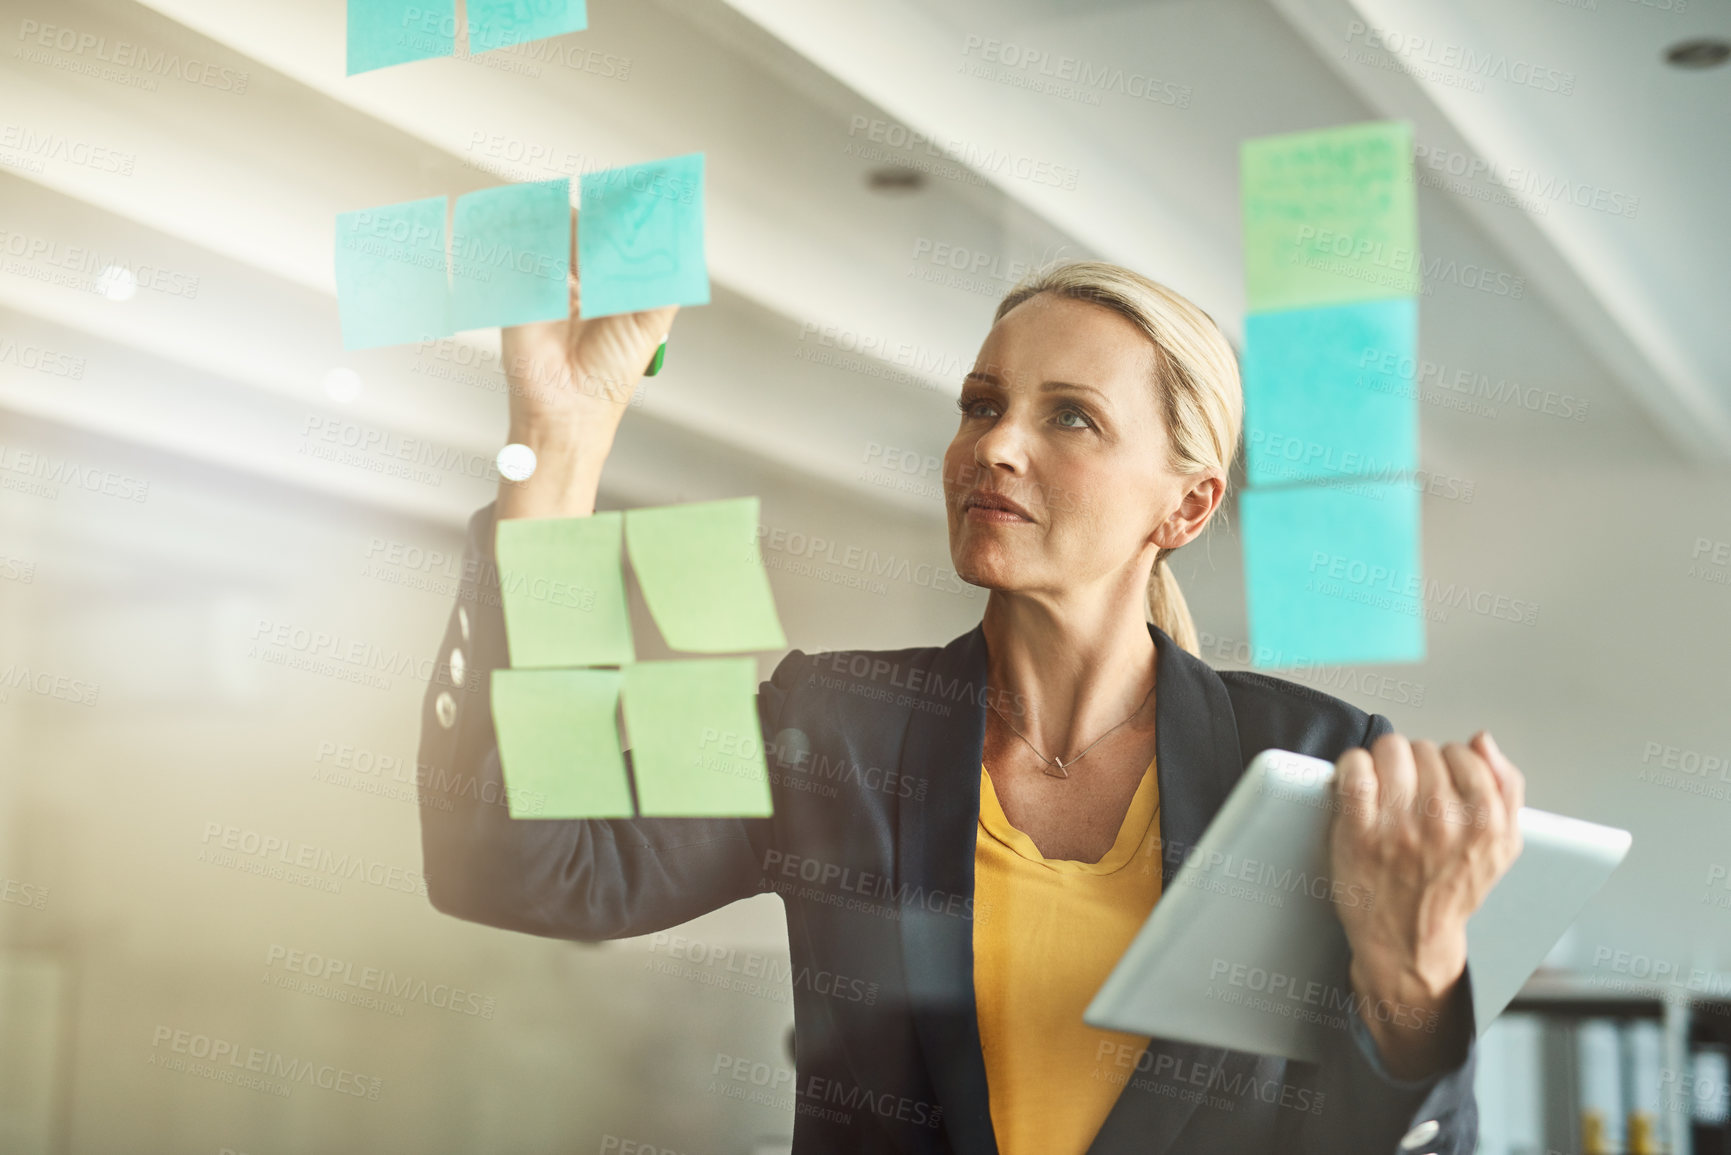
[1664,38,1730,69]
[324,367,362,403]
[867,166,926,193]
[95,264,137,302]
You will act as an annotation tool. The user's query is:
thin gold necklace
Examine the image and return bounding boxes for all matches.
[988,680,1155,779]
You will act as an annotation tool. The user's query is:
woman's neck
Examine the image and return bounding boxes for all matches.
[979,589,1158,758]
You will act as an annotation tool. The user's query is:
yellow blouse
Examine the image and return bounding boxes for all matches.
[972,757,1164,1155]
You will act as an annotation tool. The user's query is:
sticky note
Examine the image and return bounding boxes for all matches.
[624,497,785,653]
[347,0,455,75]
[469,0,588,53]
[491,668,633,818]
[334,196,452,350]
[1242,121,1417,312]
[450,179,572,332]
[621,659,772,816]
[496,513,636,667]
[1243,298,1418,487]
[578,153,709,319]
[1240,481,1425,666]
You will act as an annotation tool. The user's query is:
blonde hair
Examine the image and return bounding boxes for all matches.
[992,261,1243,657]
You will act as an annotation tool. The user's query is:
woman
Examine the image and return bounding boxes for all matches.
[417,239,1524,1153]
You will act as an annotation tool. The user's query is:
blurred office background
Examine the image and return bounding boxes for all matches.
[1,0,1729,1151]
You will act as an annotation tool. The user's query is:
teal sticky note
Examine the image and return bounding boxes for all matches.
[1242,121,1417,312]
[496,513,635,667]
[491,668,633,818]
[624,497,785,653]
[468,0,588,53]
[622,659,772,817]
[347,0,455,75]
[1240,481,1425,666]
[450,179,572,332]
[334,196,452,350]
[578,153,709,319]
[1243,299,1418,488]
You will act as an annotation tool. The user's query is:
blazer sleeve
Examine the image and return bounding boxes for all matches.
[1291,710,1482,1154]
[414,501,791,942]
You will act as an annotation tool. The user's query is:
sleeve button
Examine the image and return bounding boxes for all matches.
[448,647,466,688]
[457,605,470,642]
[435,690,457,729]
[1400,1119,1440,1149]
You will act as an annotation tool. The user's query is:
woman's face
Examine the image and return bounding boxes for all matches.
[943,291,1220,604]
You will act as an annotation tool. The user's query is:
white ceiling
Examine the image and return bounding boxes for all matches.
[2,0,1723,537]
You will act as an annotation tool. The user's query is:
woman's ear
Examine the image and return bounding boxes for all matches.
[1152,473,1225,550]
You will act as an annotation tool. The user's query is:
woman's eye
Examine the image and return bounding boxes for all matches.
[1056,407,1092,429]
[956,397,995,418]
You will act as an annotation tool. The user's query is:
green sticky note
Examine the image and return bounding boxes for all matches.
[468,0,588,53]
[347,0,455,75]
[1240,481,1425,667]
[496,513,636,667]
[1242,121,1417,312]
[622,659,772,817]
[450,179,572,332]
[491,668,633,818]
[334,196,452,350]
[624,497,785,653]
[578,153,709,319]
[1243,298,1418,487]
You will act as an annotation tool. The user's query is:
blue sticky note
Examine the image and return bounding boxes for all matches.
[450,179,572,333]
[1240,481,1425,667]
[1243,299,1418,488]
[578,153,709,319]
[347,0,455,75]
[334,196,452,350]
[469,0,588,53]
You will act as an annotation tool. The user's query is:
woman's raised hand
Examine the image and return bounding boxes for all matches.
[497,208,678,519]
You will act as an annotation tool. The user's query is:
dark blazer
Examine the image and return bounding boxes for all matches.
[418,501,1479,1154]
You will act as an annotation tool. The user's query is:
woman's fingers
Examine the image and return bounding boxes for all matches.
[1335,746,1380,834]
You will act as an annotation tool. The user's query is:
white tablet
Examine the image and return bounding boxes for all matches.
[1083,749,1632,1062]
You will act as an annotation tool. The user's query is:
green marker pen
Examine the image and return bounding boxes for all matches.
[645,340,667,376]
